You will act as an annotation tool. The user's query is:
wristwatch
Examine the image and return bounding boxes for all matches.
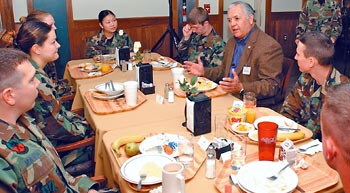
[239,88,244,97]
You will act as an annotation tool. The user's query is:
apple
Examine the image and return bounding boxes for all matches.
[124,142,139,157]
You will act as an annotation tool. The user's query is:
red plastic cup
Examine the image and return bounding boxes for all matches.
[258,121,278,161]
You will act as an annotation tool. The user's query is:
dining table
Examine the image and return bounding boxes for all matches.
[102,107,344,193]
[64,55,343,192]
[64,55,234,185]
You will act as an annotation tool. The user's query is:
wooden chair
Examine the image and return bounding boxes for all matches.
[0,30,15,48]
[276,57,295,104]
[54,96,95,176]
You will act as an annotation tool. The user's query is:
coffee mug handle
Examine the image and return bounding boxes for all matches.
[176,174,185,193]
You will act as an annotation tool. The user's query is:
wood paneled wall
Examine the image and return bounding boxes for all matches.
[66,16,169,60]
[266,12,300,58]
[65,0,223,60]
[66,16,223,60]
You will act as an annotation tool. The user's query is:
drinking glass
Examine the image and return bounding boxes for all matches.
[258,121,278,161]
[243,92,257,124]
[92,50,102,64]
[230,134,247,170]
[177,132,194,168]
[215,113,228,139]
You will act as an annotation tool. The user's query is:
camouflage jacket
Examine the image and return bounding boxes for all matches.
[177,28,225,67]
[43,62,74,99]
[29,60,93,166]
[280,67,349,140]
[296,0,342,41]
[0,114,97,193]
[86,29,133,58]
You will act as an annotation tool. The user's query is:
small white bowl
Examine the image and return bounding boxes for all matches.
[231,122,255,134]
[95,82,124,96]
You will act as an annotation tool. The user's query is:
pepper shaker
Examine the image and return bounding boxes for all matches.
[164,83,169,99]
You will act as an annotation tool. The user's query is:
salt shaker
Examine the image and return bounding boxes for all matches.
[168,87,174,103]
[164,83,169,99]
[206,144,216,179]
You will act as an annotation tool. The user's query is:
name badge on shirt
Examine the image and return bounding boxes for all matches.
[243,66,251,75]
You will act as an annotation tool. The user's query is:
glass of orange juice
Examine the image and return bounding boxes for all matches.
[243,92,256,123]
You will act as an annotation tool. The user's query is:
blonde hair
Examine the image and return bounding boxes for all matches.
[19,10,51,24]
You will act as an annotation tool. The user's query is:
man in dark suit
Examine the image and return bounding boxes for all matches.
[184,1,283,108]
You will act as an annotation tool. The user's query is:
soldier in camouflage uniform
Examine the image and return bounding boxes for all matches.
[280,32,349,140]
[15,21,94,175]
[86,10,133,58]
[296,0,342,43]
[0,48,98,192]
[177,7,225,67]
[21,10,75,109]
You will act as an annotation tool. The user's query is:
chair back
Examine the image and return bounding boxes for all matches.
[277,57,295,103]
[0,30,15,48]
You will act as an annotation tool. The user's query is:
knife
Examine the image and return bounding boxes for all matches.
[278,127,300,132]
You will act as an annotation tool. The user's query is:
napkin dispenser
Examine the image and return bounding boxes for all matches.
[136,63,155,95]
[115,47,130,66]
[186,94,211,136]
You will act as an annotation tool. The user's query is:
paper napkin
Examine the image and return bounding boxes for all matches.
[298,139,323,155]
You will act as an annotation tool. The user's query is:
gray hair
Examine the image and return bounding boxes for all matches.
[228,1,255,20]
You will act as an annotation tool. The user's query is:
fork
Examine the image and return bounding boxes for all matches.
[229,174,242,193]
[266,161,294,181]
[109,80,116,91]
[137,173,147,190]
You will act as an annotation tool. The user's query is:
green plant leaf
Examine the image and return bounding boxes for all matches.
[190,87,198,94]
[190,76,198,86]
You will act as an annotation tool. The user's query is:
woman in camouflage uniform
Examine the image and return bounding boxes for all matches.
[14,20,95,176]
[20,10,74,104]
[86,10,133,58]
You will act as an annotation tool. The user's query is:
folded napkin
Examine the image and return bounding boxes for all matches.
[298,139,323,155]
[149,186,162,193]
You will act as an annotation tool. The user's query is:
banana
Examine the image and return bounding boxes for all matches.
[277,131,305,142]
[112,135,145,156]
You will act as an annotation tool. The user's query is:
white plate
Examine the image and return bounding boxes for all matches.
[254,116,297,133]
[94,82,124,96]
[248,130,258,142]
[79,63,101,72]
[150,61,177,68]
[120,154,175,185]
[231,122,255,134]
[139,133,181,157]
[196,79,218,92]
[237,161,298,193]
[91,91,124,100]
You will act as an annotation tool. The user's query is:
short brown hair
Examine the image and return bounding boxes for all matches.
[299,31,334,66]
[187,7,209,25]
[322,83,350,162]
[0,48,30,91]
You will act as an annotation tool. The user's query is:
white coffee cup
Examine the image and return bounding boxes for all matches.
[162,162,185,193]
[123,81,138,106]
[171,67,185,88]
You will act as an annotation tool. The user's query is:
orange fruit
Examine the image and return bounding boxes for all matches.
[101,64,110,72]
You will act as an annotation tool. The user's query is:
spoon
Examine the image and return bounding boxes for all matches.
[137,173,147,190]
